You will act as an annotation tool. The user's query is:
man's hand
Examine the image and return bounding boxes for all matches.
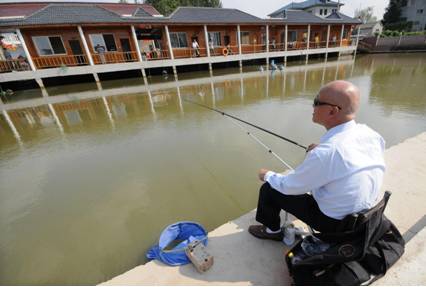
[258,168,269,182]
[306,143,318,153]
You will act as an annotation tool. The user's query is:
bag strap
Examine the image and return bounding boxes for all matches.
[345,261,371,284]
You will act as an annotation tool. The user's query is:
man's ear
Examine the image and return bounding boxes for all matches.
[329,106,339,116]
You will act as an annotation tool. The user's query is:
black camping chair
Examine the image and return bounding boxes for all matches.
[298,191,393,265]
[286,191,405,285]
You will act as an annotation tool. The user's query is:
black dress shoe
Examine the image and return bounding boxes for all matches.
[248,225,283,241]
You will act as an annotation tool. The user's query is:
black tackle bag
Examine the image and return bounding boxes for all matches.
[285,191,405,285]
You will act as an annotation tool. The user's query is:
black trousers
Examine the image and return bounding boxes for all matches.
[256,182,343,233]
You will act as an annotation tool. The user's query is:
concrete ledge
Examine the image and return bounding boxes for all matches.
[102,210,294,286]
[102,132,426,285]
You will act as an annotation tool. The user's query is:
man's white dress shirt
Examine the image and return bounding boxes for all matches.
[264,120,386,220]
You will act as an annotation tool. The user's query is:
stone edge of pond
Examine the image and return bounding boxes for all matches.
[101,132,426,286]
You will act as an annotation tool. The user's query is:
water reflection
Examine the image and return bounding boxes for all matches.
[1,54,425,285]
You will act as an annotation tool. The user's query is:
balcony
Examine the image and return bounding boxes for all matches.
[173,48,208,59]
[92,51,138,65]
[1,39,356,75]
[32,54,89,69]
[0,59,32,73]
[143,49,170,61]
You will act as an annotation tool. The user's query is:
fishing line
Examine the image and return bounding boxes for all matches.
[230,119,294,170]
[185,98,310,230]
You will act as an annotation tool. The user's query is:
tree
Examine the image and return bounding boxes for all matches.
[354,6,377,24]
[382,0,411,31]
[144,0,222,16]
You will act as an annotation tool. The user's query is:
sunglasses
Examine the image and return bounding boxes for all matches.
[313,96,341,110]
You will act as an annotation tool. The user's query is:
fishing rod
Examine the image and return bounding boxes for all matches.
[183,99,308,151]
[184,99,315,234]
[185,98,300,230]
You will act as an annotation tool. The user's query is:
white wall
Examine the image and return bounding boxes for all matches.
[402,0,426,31]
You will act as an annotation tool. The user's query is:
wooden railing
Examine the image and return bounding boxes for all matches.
[327,41,341,48]
[33,54,89,69]
[0,59,32,73]
[143,49,170,61]
[309,41,328,49]
[286,41,308,50]
[241,44,268,54]
[173,48,208,59]
[4,39,358,73]
[269,43,286,52]
[92,51,138,65]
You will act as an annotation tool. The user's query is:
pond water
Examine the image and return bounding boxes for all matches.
[0,53,425,284]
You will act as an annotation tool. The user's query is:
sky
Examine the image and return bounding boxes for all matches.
[2,0,389,20]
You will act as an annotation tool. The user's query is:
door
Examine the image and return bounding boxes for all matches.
[224,35,230,46]
[68,39,84,65]
[120,38,132,61]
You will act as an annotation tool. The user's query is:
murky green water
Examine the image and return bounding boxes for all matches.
[1,53,425,285]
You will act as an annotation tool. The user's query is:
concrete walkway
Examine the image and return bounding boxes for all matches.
[102,132,426,285]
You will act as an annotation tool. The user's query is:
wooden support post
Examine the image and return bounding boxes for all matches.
[141,68,149,86]
[306,24,311,64]
[131,25,143,62]
[165,25,174,60]
[205,25,213,74]
[35,78,44,89]
[16,29,36,71]
[165,25,177,78]
[354,25,361,57]
[325,24,331,60]
[78,25,94,66]
[340,24,345,47]
[237,24,242,55]
[284,24,288,66]
[339,24,344,58]
[266,25,269,65]
[204,25,211,58]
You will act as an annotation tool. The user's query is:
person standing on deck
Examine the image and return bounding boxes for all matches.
[249,80,386,240]
[94,44,106,64]
[192,39,200,57]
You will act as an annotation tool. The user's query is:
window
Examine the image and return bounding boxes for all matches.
[170,32,188,48]
[324,9,328,15]
[288,31,297,42]
[208,32,221,47]
[320,9,323,15]
[332,9,337,13]
[103,34,117,51]
[417,9,424,14]
[240,31,250,45]
[89,34,117,52]
[32,36,66,56]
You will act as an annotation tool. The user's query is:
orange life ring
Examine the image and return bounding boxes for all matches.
[222,47,229,56]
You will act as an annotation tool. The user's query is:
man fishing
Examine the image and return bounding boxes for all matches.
[248,80,386,240]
